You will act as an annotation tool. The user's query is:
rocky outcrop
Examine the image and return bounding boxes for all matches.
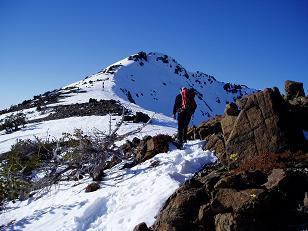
[0,87,83,116]
[133,222,151,231]
[193,82,307,167]
[224,88,288,163]
[285,80,305,99]
[189,82,307,167]
[187,116,223,141]
[30,100,124,123]
[136,134,172,162]
[102,64,123,75]
[121,134,173,164]
[124,112,151,123]
[223,87,307,166]
[128,51,148,62]
[224,102,239,116]
[147,167,308,231]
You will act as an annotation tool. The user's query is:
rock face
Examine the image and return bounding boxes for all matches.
[220,86,307,166]
[224,88,290,163]
[148,167,308,231]
[220,114,237,143]
[285,80,305,99]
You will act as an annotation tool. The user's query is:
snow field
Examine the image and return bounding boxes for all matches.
[0,140,217,231]
[0,114,177,155]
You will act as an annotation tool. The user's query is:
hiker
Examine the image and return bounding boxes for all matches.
[173,87,197,144]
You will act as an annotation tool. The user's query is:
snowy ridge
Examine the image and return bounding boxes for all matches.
[0,140,217,231]
[59,52,255,124]
[0,51,255,154]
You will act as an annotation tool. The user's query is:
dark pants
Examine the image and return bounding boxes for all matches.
[177,111,192,144]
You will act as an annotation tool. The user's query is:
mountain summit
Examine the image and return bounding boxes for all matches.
[64,51,255,124]
[0,52,255,154]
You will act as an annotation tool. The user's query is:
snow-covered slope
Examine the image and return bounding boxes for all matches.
[0,52,255,231]
[0,141,217,231]
[61,52,255,124]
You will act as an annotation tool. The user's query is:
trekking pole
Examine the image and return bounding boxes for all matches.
[191,114,197,140]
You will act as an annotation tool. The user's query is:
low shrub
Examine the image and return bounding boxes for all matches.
[0,112,27,133]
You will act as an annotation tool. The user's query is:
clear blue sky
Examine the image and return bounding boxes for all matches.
[0,0,307,109]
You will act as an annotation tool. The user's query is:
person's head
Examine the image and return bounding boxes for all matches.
[180,87,187,93]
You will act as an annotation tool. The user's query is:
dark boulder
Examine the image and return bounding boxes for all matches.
[85,182,100,192]
[287,97,308,131]
[133,222,151,231]
[152,179,207,231]
[188,116,223,140]
[136,134,172,162]
[134,112,150,123]
[124,112,150,123]
[121,134,172,164]
[285,80,305,99]
[88,98,97,104]
[224,102,239,116]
